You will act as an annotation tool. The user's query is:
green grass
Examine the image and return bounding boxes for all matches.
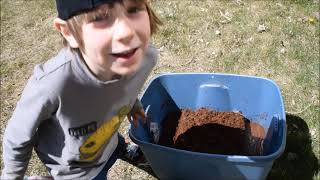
[1,0,319,179]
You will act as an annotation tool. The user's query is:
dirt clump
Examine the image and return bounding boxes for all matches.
[158,108,265,156]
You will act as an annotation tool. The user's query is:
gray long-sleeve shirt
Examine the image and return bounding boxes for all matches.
[1,45,158,179]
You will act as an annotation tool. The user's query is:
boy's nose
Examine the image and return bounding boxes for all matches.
[113,18,134,44]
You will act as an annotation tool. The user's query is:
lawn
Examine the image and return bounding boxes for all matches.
[1,0,319,179]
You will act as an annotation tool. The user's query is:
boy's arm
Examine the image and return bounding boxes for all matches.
[1,77,56,179]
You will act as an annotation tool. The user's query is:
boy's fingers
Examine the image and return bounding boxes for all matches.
[129,114,137,128]
[129,109,147,127]
[127,115,133,122]
[127,115,137,128]
[133,116,139,127]
[138,110,147,123]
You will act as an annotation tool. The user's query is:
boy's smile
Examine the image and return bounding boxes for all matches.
[110,46,140,65]
[76,1,151,81]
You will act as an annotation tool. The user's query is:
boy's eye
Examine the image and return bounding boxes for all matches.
[92,14,111,22]
[127,6,143,14]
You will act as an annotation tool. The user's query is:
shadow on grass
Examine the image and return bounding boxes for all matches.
[267,113,319,180]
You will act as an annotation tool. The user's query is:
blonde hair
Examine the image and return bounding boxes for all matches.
[62,0,162,51]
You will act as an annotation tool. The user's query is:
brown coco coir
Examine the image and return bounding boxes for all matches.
[158,108,265,156]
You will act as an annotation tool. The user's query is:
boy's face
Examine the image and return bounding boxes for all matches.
[79,1,151,80]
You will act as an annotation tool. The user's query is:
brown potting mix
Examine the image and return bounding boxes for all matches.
[158,108,265,156]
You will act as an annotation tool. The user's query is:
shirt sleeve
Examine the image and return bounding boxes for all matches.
[1,76,57,179]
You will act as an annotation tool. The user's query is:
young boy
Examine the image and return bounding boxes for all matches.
[1,0,161,179]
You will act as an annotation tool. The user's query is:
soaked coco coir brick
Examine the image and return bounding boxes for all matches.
[159,108,265,156]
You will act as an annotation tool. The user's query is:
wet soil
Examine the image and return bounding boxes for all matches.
[158,108,265,156]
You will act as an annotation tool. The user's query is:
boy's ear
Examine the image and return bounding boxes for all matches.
[54,18,79,48]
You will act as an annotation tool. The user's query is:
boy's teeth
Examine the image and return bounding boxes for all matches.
[116,49,134,55]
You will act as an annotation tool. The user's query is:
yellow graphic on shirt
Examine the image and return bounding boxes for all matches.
[79,106,130,161]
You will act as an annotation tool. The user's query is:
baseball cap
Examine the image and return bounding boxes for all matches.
[55,0,118,20]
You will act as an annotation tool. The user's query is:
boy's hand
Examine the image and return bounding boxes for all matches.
[127,109,146,127]
[127,99,147,127]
